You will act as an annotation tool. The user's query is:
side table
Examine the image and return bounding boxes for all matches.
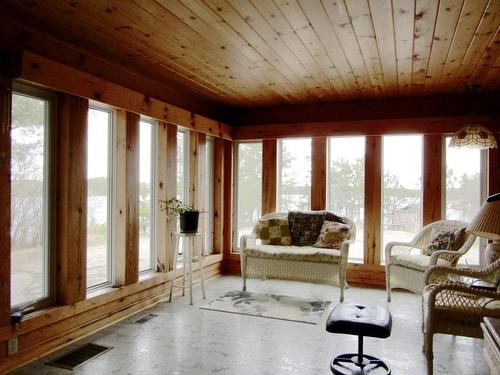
[168,232,206,305]
[482,317,500,374]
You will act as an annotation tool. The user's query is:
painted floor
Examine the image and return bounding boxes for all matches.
[12,276,487,374]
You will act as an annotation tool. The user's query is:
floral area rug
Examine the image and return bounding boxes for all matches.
[200,290,332,325]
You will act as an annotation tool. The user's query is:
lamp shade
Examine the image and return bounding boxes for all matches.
[449,124,497,149]
[466,193,500,241]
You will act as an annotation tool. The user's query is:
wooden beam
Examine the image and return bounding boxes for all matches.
[155,121,168,272]
[364,136,382,265]
[165,124,177,271]
[196,132,207,254]
[116,111,140,285]
[311,137,327,210]
[223,140,233,257]
[213,138,224,254]
[261,139,277,215]
[489,146,500,195]
[232,116,496,140]
[56,94,88,304]
[227,93,500,125]
[0,78,11,325]
[18,51,231,139]
[423,134,443,225]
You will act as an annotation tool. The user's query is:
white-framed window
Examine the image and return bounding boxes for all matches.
[277,138,311,211]
[233,141,262,250]
[327,136,365,263]
[10,83,55,309]
[382,135,423,263]
[87,106,115,290]
[445,136,486,266]
[176,129,189,259]
[139,119,156,273]
[204,137,214,255]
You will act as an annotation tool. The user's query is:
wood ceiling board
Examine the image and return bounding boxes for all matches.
[344,0,385,94]
[471,28,500,82]
[321,0,375,94]
[393,0,416,94]
[437,0,489,92]
[411,0,439,92]
[368,0,398,95]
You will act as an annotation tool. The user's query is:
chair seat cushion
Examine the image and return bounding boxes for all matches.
[243,244,342,262]
[391,253,451,271]
[326,303,392,338]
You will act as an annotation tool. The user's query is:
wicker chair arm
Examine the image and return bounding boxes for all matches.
[425,282,500,312]
[385,241,418,259]
[429,250,463,266]
[240,234,257,250]
[425,259,500,286]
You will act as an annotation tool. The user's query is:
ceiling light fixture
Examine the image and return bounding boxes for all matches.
[449,124,497,149]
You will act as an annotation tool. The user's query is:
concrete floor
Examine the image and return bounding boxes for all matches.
[12,276,487,375]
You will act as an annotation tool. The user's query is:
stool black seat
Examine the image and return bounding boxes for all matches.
[326,303,392,375]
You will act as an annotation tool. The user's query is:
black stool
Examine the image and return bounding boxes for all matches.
[326,303,392,375]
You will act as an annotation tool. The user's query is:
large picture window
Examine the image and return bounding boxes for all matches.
[204,137,214,255]
[328,137,365,262]
[176,130,188,257]
[11,88,53,308]
[277,138,311,211]
[445,137,484,265]
[139,120,155,273]
[87,107,114,289]
[382,135,423,262]
[234,142,262,249]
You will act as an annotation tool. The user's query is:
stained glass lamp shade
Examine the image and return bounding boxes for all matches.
[449,124,497,149]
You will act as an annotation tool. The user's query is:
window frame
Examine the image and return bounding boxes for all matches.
[86,103,116,291]
[204,136,214,255]
[10,81,57,311]
[139,118,157,274]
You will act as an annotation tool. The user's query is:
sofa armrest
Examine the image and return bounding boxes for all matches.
[240,234,257,250]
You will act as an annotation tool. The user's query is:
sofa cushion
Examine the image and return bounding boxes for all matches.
[288,211,327,245]
[324,211,347,224]
[257,217,292,246]
[424,227,466,255]
[391,253,451,271]
[243,244,342,263]
[314,221,351,249]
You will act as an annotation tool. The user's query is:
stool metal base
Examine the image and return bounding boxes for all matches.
[330,353,391,375]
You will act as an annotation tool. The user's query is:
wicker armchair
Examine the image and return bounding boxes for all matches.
[385,220,476,301]
[422,260,500,374]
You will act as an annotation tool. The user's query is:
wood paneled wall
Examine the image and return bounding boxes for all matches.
[423,134,443,225]
[213,138,224,254]
[261,139,277,215]
[311,138,327,210]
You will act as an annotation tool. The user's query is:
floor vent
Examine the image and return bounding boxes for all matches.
[134,313,158,324]
[46,343,112,370]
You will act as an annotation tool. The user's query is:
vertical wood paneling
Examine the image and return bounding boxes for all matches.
[423,134,443,224]
[155,121,168,272]
[116,111,140,285]
[213,137,224,254]
[197,132,207,254]
[56,93,88,304]
[261,139,277,215]
[364,136,382,265]
[489,146,500,195]
[0,79,12,323]
[311,137,327,210]
[189,130,199,208]
[166,124,177,271]
[223,140,233,256]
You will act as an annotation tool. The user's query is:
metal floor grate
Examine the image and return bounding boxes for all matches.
[133,313,158,324]
[46,343,112,370]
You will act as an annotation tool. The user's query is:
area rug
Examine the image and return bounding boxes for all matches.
[200,290,332,325]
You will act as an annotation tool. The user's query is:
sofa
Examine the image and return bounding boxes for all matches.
[240,211,356,302]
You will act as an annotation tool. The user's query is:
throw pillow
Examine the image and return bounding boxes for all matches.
[288,211,327,246]
[314,221,351,249]
[324,211,347,224]
[257,218,292,246]
[424,227,466,255]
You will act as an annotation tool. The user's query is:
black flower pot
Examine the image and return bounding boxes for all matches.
[180,211,199,233]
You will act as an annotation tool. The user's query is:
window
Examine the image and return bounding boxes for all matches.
[176,130,188,258]
[234,142,262,249]
[328,137,365,262]
[139,120,156,273]
[277,138,311,211]
[445,137,484,265]
[11,87,53,308]
[87,107,114,289]
[382,135,423,262]
[204,137,214,255]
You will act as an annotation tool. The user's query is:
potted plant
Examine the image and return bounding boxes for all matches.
[159,197,200,233]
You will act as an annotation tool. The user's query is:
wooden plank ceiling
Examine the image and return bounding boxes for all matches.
[1,0,499,108]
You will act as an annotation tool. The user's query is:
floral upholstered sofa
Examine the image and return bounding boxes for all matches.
[240,211,356,302]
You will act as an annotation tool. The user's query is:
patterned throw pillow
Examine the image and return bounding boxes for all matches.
[424,227,466,255]
[313,221,351,249]
[324,211,347,224]
[257,218,292,246]
[288,211,327,246]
